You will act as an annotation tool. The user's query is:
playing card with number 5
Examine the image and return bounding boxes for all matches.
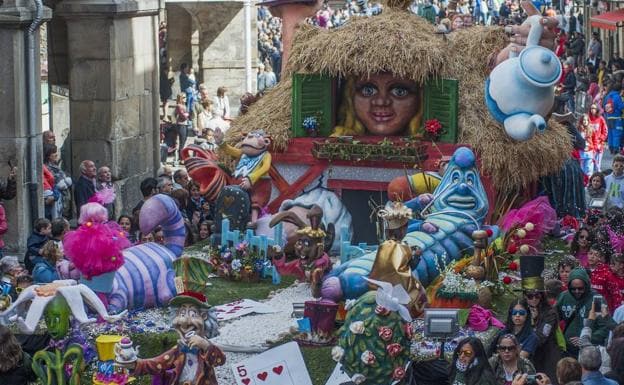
[231,342,312,385]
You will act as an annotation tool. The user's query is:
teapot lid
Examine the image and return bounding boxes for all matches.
[519,46,562,87]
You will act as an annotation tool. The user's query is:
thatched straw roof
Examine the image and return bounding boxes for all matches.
[230,9,571,192]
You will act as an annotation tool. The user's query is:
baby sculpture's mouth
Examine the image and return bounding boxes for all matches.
[370,111,396,123]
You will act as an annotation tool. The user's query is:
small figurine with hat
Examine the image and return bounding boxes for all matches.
[118,258,225,385]
[270,205,333,298]
[368,201,427,315]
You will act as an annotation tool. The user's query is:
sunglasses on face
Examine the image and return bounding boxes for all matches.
[570,287,585,292]
[497,345,516,352]
[458,350,473,358]
[511,309,527,316]
[525,292,541,299]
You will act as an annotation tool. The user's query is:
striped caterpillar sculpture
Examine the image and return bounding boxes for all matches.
[321,147,499,301]
[106,194,185,312]
[61,193,184,313]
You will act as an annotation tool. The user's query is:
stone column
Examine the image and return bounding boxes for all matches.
[57,0,161,216]
[194,2,257,114]
[0,0,51,252]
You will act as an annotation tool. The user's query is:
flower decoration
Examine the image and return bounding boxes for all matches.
[508,261,518,271]
[360,350,376,365]
[424,118,444,140]
[303,116,319,131]
[208,240,265,282]
[386,343,403,357]
[392,366,406,381]
[364,278,412,322]
[503,276,512,285]
[331,346,345,362]
[561,215,579,230]
[378,326,393,341]
[349,321,365,334]
[375,305,391,316]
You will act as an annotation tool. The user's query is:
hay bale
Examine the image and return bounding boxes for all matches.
[230,10,572,192]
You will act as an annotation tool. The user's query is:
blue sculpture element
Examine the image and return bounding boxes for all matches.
[485,15,561,141]
[321,147,498,302]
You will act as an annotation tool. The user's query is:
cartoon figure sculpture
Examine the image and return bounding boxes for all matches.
[58,194,187,313]
[485,15,562,141]
[322,147,498,301]
[269,205,333,297]
[118,267,225,385]
[215,129,272,226]
[333,280,412,385]
[0,280,126,385]
[182,130,272,229]
[368,201,427,315]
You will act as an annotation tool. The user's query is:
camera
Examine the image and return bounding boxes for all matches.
[526,374,538,385]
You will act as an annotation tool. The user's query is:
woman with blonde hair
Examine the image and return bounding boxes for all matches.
[213,86,231,119]
[333,74,422,137]
[0,325,36,384]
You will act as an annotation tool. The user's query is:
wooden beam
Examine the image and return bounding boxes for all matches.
[267,163,327,213]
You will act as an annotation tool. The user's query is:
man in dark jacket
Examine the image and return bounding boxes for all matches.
[557,268,611,357]
[555,62,577,113]
[73,160,96,213]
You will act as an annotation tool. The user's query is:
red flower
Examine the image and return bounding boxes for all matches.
[392,367,407,380]
[486,228,493,237]
[386,343,403,357]
[561,215,579,230]
[507,243,518,254]
[424,119,443,136]
[508,261,518,271]
[503,276,512,285]
[378,326,393,341]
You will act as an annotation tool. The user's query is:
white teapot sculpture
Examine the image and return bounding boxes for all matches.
[485,15,562,141]
[114,337,140,363]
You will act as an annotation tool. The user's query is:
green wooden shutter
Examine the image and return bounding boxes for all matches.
[291,73,334,138]
[423,78,459,143]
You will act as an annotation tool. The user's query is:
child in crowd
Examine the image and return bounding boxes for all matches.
[198,221,211,241]
[50,218,69,252]
[586,172,609,212]
[0,325,37,385]
[153,226,165,245]
[606,155,624,210]
[187,181,206,223]
[24,218,51,273]
[589,244,622,312]
[557,255,578,290]
[139,232,154,244]
[610,253,624,310]
[545,279,564,306]
[117,215,137,244]
[570,227,592,267]
[32,241,60,284]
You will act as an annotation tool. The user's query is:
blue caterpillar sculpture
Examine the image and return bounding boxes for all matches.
[321,147,499,301]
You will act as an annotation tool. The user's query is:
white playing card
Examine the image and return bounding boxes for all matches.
[325,363,354,385]
[231,342,313,385]
[215,299,278,321]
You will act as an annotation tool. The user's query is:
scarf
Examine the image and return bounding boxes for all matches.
[587,186,606,198]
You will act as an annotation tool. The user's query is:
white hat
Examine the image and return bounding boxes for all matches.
[378,201,412,230]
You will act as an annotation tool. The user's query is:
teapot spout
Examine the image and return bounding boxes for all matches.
[503,113,546,141]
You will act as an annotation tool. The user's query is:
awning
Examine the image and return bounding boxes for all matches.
[591,9,624,31]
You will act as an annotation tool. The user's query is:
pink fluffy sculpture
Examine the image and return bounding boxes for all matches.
[64,198,131,299]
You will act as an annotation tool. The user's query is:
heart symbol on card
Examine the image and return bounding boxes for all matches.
[272,365,283,375]
[257,372,268,381]
[242,379,251,385]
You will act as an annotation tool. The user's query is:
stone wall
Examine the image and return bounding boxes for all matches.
[165,1,257,115]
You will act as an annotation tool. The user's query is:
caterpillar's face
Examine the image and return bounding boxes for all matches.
[433,147,488,221]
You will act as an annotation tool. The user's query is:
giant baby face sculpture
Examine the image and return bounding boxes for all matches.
[335,73,421,136]
[353,73,420,136]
